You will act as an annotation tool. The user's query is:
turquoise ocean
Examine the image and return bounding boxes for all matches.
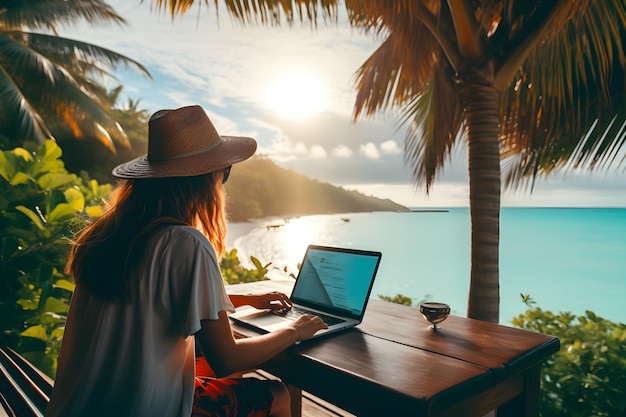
[226,208,626,325]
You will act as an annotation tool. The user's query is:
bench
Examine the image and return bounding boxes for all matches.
[0,346,53,417]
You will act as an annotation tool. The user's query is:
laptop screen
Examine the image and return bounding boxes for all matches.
[290,245,382,320]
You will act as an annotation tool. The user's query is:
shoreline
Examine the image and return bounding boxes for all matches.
[226,221,257,249]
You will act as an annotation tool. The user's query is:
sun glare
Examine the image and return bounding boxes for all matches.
[263,72,326,120]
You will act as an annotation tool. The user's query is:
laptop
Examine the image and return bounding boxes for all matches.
[229,244,382,339]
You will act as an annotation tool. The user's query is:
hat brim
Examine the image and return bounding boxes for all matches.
[112,135,257,179]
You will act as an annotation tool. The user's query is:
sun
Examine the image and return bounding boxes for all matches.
[263,71,326,120]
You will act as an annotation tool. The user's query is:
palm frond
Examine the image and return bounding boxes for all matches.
[0,63,54,143]
[225,0,318,25]
[346,0,439,32]
[500,0,626,188]
[353,16,439,119]
[24,32,151,79]
[0,33,132,147]
[149,0,340,25]
[403,62,463,191]
[0,0,126,33]
[148,0,212,17]
[347,1,462,68]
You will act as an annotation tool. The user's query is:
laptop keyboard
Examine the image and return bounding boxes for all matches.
[272,307,346,326]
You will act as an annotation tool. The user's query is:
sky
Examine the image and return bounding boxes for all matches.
[61,0,625,208]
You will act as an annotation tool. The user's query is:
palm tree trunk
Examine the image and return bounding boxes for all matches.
[458,67,502,323]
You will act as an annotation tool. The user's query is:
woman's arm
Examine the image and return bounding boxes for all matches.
[195,311,326,377]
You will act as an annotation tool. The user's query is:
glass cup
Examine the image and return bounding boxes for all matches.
[419,302,450,330]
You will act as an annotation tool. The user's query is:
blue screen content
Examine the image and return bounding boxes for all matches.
[291,248,379,316]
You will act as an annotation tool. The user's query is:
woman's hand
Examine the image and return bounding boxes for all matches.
[234,291,292,310]
[289,315,328,341]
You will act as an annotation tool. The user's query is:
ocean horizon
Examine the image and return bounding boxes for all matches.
[226,207,626,325]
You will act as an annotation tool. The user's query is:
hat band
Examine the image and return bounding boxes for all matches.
[148,138,224,162]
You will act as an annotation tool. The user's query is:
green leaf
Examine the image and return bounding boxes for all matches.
[53,279,75,292]
[47,203,77,223]
[64,187,85,211]
[15,205,45,230]
[29,159,66,178]
[37,173,76,189]
[17,286,36,300]
[10,172,32,185]
[12,147,33,162]
[85,205,104,217]
[41,140,63,162]
[50,327,65,340]
[20,325,48,342]
[250,256,263,270]
[17,298,39,310]
[41,297,69,314]
[0,196,8,210]
[90,178,99,195]
[38,313,66,326]
[0,151,11,181]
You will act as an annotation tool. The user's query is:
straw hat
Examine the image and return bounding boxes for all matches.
[112,105,257,179]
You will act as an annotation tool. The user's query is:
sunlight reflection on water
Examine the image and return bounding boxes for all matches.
[233,215,350,278]
[230,211,472,316]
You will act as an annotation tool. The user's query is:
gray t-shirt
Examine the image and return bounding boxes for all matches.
[46,225,235,417]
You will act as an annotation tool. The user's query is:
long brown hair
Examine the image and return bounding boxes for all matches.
[67,170,228,300]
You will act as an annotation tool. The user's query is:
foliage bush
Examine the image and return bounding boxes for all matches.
[0,141,110,376]
[512,296,626,417]
[378,293,413,306]
[220,249,270,284]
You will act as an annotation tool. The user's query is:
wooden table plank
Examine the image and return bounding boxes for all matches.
[358,300,560,380]
[256,331,494,416]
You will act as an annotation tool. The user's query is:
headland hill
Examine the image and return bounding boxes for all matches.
[224,156,411,222]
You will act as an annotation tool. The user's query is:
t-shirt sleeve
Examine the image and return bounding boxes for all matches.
[161,227,235,337]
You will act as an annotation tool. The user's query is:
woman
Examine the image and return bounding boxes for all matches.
[46,105,327,417]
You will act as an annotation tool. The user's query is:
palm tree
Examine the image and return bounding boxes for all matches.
[57,87,151,183]
[150,0,626,323]
[0,0,151,151]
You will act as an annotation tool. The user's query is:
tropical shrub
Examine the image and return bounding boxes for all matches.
[0,140,110,376]
[378,293,413,306]
[512,297,626,417]
[220,249,270,284]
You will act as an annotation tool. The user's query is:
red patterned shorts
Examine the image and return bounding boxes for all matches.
[191,376,273,417]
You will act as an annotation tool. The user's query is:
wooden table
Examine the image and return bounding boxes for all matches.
[226,280,560,417]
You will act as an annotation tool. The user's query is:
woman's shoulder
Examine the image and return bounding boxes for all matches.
[154,224,204,243]
[152,224,215,254]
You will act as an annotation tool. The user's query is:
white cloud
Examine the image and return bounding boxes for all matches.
[380,139,401,154]
[292,142,308,156]
[360,142,381,159]
[261,139,309,162]
[309,145,328,159]
[331,145,354,158]
[343,183,469,208]
[205,110,241,135]
[247,117,284,134]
